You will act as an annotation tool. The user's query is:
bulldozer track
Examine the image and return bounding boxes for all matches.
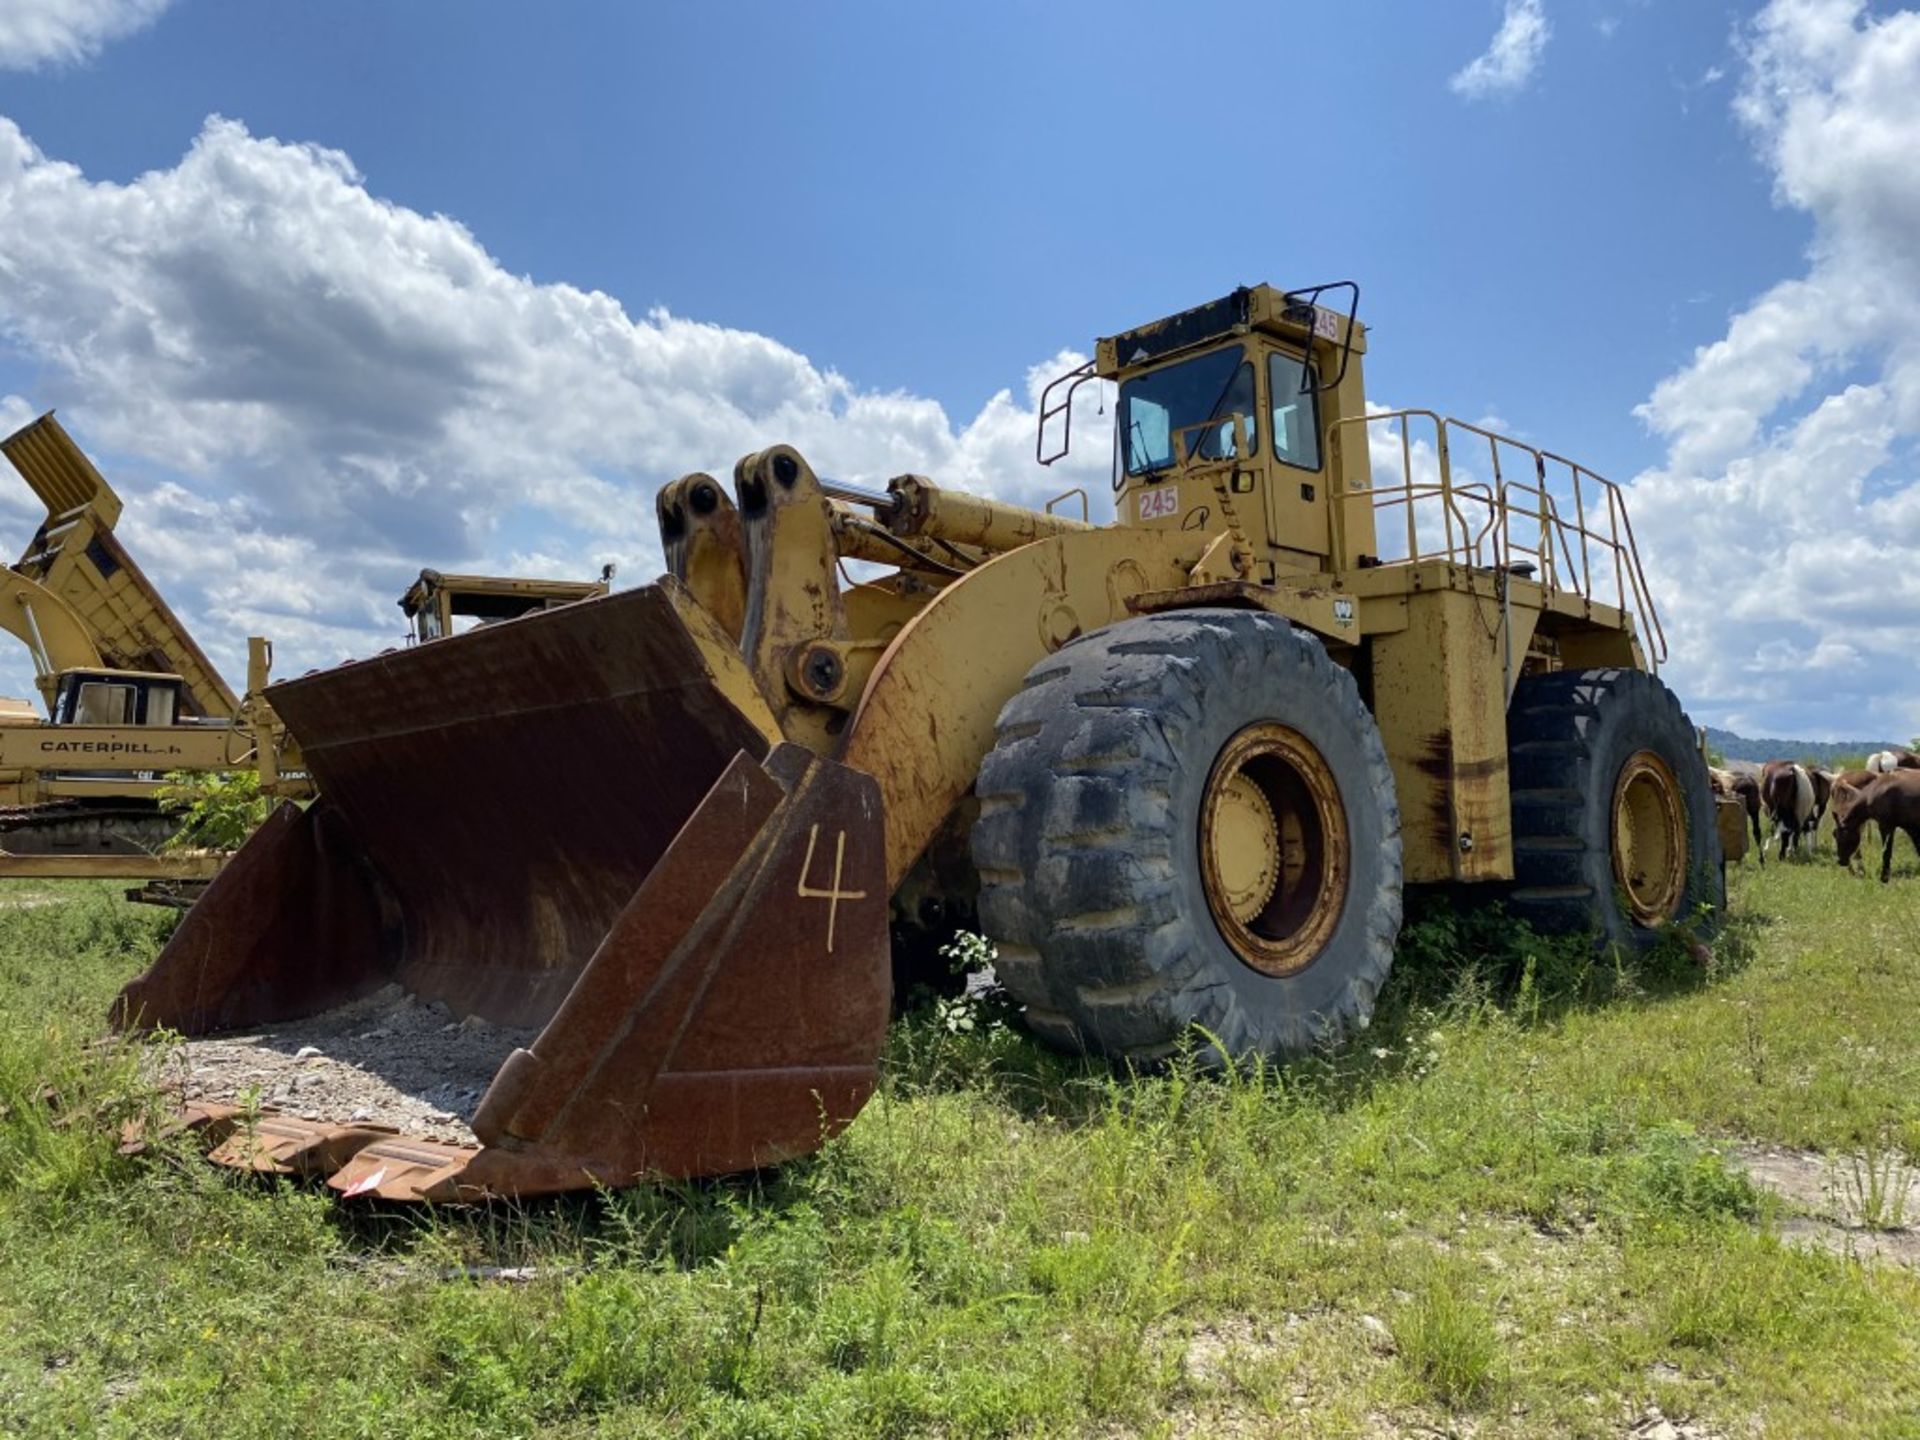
[0,796,178,856]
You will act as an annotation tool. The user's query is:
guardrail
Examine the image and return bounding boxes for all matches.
[1329,410,1666,666]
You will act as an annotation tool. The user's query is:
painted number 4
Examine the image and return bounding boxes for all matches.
[1138,486,1179,521]
[796,825,868,953]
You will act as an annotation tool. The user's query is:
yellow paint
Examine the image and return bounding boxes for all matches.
[398,568,608,645]
[734,447,850,754]
[840,526,1198,889]
[3,414,236,719]
[658,473,748,641]
[1371,588,1515,884]
[660,577,785,751]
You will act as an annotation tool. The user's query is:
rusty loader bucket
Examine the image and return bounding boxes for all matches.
[113,585,891,1200]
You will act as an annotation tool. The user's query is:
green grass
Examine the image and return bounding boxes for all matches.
[4,847,1920,1438]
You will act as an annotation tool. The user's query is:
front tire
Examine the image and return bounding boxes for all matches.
[970,610,1403,1063]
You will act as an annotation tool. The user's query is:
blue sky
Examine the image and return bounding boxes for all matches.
[1,0,1792,468]
[0,0,1916,739]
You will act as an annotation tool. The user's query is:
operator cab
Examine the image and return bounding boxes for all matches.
[399,567,614,644]
[1040,283,1372,575]
[49,668,186,728]
[1115,340,1323,478]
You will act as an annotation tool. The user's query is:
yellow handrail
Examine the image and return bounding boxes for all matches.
[1328,410,1667,665]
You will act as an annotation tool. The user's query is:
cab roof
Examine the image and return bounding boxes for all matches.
[1094,284,1367,380]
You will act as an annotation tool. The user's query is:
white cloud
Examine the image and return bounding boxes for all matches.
[0,114,1115,698]
[1627,0,1920,741]
[1450,0,1552,100]
[0,0,172,70]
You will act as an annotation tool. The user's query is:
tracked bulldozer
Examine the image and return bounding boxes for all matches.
[117,284,1722,1200]
[0,412,287,865]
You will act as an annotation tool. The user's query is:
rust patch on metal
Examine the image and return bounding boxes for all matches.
[1416,729,1458,852]
[207,1116,397,1176]
[1414,728,1453,780]
[118,1101,244,1157]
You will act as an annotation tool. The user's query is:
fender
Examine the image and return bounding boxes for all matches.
[839,525,1201,890]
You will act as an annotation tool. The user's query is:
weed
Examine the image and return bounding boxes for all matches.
[1838,1139,1916,1232]
[1607,1124,1757,1225]
[1391,1264,1505,1409]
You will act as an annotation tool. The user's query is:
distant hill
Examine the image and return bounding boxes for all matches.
[1701,725,1904,766]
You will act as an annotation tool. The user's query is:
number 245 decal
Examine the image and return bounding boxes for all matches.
[1137,486,1180,521]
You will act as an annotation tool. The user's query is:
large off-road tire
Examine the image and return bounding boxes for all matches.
[971,610,1403,1063]
[1506,667,1723,949]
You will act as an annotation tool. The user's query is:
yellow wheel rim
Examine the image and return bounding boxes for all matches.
[1611,750,1687,926]
[1199,723,1349,977]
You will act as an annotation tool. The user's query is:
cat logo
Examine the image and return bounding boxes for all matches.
[1332,597,1355,628]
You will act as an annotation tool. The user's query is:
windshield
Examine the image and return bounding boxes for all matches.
[1117,346,1255,476]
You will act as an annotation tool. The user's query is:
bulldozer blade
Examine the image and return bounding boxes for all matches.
[114,585,891,1198]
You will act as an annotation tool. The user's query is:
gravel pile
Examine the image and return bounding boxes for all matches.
[146,984,539,1147]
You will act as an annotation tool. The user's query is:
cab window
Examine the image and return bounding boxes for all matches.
[74,682,136,725]
[1118,346,1259,476]
[1268,351,1322,471]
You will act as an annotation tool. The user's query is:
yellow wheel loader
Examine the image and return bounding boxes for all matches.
[116,284,1723,1201]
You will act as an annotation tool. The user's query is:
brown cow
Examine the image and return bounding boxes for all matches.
[1832,771,1920,882]
[1804,766,1835,844]
[1761,760,1816,860]
[1831,767,1878,800]
[1830,767,1881,857]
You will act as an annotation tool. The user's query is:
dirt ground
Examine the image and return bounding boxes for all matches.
[1735,1144,1920,1267]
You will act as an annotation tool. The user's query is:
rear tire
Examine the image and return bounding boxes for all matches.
[971,610,1402,1063]
[1506,667,1722,949]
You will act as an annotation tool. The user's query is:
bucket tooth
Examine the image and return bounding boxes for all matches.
[117,1101,245,1157]
[206,1115,396,1176]
[329,1137,487,1202]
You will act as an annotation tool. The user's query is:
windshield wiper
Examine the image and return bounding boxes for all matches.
[1188,360,1246,463]
[1128,418,1165,476]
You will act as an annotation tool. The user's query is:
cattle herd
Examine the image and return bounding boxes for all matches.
[1708,749,1920,883]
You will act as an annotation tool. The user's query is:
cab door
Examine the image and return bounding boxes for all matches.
[1261,347,1329,564]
